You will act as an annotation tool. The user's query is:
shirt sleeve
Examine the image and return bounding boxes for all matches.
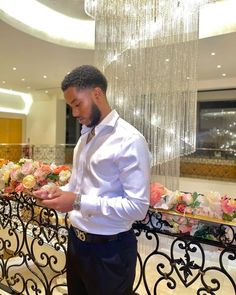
[79,134,151,222]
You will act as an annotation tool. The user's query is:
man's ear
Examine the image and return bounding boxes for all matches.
[93,87,103,100]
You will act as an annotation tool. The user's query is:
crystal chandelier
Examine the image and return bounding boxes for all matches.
[85,0,217,189]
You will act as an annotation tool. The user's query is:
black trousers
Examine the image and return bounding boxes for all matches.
[66,227,137,295]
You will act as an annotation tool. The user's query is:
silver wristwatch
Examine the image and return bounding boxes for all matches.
[73,193,82,211]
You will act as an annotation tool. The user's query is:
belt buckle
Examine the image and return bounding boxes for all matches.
[75,228,86,242]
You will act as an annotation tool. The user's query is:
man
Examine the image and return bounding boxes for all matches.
[35,65,150,295]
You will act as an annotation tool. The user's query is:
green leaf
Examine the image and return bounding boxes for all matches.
[47,173,59,181]
[222,213,233,221]
[192,201,201,208]
[192,192,198,201]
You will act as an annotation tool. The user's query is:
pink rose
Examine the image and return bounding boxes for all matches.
[221,196,235,214]
[182,193,193,205]
[15,183,25,193]
[10,167,22,181]
[21,162,34,175]
[150,182,166,207]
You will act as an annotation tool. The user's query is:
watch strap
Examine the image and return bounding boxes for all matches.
[73,193,82,211]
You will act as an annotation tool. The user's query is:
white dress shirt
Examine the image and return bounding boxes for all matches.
[62,110,150,235]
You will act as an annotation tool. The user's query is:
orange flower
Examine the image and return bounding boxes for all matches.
[53,165,70,174]
[40,165,52,174]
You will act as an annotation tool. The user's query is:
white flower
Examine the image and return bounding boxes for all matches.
[59,170,71,182]
[18,158,33,164]
[50,162,57,170]
[205,191,221,207]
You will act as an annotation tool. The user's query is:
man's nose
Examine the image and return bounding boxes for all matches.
[72,108,79,117]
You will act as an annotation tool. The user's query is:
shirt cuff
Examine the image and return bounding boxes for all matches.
[80,194,100,217]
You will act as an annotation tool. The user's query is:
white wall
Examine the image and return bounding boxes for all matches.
[56,99,66,144]
[180,177,236,197]
[26,90,66,145]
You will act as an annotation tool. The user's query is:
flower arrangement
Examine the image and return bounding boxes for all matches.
[0,158,71,196]
[1,157,235,238]
[150,183,236,241]
[150,182,236,224]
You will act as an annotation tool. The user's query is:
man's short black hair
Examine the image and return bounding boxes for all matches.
[61,65,107,93]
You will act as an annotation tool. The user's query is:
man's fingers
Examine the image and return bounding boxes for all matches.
[48,189,62,199]
[34,190,48,199]
[49,185,59,194]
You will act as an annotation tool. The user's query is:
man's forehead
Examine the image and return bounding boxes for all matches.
[64,87,92,104]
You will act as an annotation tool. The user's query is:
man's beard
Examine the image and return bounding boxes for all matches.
[87,103,102,127]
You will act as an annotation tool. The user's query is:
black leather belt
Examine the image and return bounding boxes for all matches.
[72,227,133,243]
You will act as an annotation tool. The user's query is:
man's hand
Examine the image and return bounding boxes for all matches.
[34,187,76,213]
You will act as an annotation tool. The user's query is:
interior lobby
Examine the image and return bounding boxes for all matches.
[0,0,236,294]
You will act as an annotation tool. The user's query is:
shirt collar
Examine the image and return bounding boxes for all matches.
[81,110,119,135]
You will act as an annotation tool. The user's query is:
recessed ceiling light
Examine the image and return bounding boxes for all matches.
[45,90,48,94]
[115,76,119,80]
[217,65,221,68]
[222,73,226,76]
[128,64,132,67]
[2,81,6,84]
[21,78,25,81]
[211,52,216,56]
[13,67,16,70]
[43,75,47,79]
[186,77,190,80]
[165,58,170,62]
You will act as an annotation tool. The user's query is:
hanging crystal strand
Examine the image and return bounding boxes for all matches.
[84,0,217,190]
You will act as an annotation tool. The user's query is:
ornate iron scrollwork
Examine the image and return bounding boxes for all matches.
[0,194,236,294]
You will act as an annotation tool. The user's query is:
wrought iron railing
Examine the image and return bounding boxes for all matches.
[0,193,236,294]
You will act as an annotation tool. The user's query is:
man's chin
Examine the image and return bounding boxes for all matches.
[79,118,88,125]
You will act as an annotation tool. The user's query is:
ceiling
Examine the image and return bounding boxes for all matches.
[198,32,236,81]
[0,0,236,94]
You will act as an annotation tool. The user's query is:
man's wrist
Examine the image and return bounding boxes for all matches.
[73,193,82,211]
